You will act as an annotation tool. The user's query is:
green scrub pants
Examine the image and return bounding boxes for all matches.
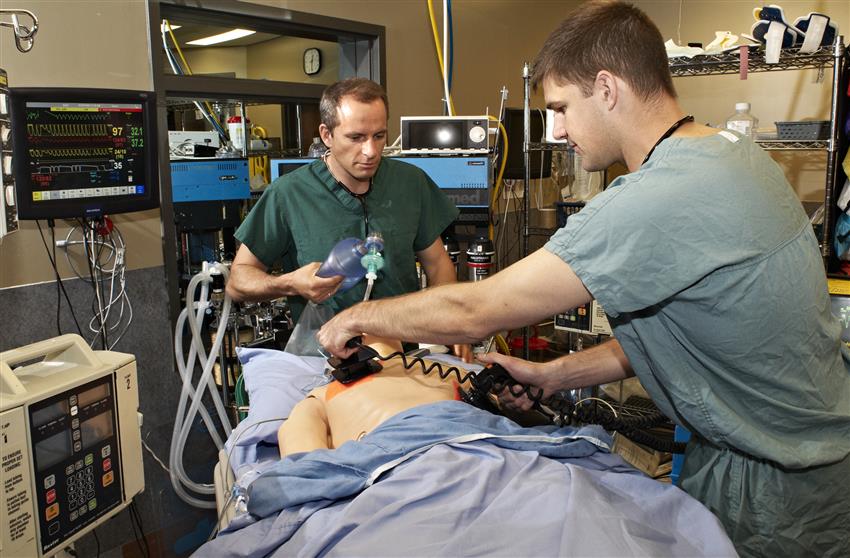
[681,437,850,557]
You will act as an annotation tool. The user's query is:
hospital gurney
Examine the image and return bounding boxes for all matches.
[202,348,737,557]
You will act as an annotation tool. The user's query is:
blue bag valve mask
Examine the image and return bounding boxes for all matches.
[316,233,384,293]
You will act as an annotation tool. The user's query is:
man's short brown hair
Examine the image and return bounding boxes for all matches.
[531,1,675,101]
[320,78,389,132]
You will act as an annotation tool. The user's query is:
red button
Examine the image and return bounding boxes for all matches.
[46,488,56,504]
[103,458,112,472]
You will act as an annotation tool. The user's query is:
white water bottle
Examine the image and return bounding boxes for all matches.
[725,103,759,139]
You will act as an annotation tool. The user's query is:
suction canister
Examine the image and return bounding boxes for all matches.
[466,237,495,282]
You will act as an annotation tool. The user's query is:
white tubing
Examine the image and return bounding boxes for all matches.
[363,276,375,302]
[169,262,234,508]
[173,306,225,449]
[185,267,233,434]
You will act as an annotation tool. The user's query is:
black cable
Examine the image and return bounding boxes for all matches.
[81,218,108,349]
[133,504,151,558]
[35,220,84,336]
[92,529,101,558]
[368,348,684,453]
[94,219,109,348]
[51,222,60,335]
[128,502,151,558]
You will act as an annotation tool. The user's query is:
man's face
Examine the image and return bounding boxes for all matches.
[320,97,388,184]
[543,76,613,172]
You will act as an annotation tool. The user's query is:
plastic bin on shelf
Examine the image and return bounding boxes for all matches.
[775,121,830,140]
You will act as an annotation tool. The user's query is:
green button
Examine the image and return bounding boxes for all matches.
[88,498,97,511]
[85,454,93,466]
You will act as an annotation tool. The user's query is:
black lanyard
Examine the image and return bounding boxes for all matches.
[641,114,694,166]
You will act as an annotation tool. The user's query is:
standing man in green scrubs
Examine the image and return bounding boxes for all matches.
[317,3,850,556]
[227,78,470,361]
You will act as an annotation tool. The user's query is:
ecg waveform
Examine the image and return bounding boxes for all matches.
[29,147,114,158]
[27,123,110,137]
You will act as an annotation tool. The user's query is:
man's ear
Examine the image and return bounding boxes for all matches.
[594,70,619,111]
[319,123,333,147]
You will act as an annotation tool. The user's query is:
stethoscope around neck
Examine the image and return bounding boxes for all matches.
[323,151,372,235]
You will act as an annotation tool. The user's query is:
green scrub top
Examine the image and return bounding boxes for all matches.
[544,131,850,555]
[235,157,458,323]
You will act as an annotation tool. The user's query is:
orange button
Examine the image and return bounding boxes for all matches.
[102,470,114,487]
[45,503,59,521]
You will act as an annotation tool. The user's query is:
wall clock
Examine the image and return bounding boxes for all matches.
[303,48,321,76]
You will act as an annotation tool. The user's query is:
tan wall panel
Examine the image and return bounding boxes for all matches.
[247,36,339,84]
[249,0,585,138]
[183,46,249,78]
[0,0,160,288]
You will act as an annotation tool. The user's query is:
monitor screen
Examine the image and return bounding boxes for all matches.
[270,158,316,182]
[10,88,159,220]
[407,121,465,150]
[498,108,552,181]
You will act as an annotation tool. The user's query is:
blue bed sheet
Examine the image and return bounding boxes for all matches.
[199,402,737,557]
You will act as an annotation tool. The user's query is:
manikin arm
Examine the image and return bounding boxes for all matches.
[278,393,330,458]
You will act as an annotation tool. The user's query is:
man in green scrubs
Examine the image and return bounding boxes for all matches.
[317,3,850,556]
[227,78,469,360]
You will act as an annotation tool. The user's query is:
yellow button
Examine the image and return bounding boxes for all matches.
[102,470,114,487]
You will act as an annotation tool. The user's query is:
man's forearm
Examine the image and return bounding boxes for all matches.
[346,282,489,344]
[548,339,633,391]
[423,255,458,288]
[227,264,290,302]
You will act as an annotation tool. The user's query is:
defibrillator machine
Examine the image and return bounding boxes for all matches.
[0,335,144,557]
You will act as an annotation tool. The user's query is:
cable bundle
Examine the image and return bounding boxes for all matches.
[373,349,684,453]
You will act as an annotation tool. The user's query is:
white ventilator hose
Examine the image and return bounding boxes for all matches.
[184,266,234,434]
[169,309,218,508]
[169,262,233,508]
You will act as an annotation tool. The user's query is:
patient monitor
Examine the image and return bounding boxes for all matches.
[0,335,144,557]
